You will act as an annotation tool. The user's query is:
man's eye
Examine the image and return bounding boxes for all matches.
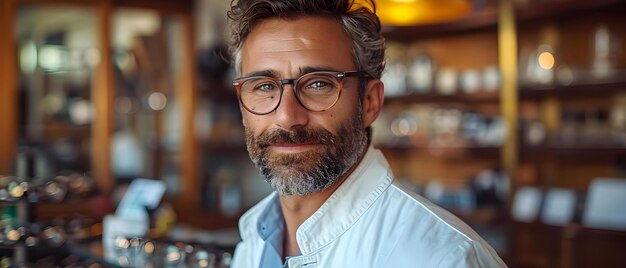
[255,83,276,91]
[307,81,329,89]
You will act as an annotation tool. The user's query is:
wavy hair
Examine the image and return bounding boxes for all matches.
[227,0,385,80]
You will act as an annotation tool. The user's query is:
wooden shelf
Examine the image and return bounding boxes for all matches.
[37,120,91,141]
[521,144,626,161]
[33,194,115,222]
[385,91,500,104]
[511,221,626,267]
[382,0,626,42]
[377,143,500,159]
[519,80,626,100]
[382,6,498,41]
[515,0,626,23]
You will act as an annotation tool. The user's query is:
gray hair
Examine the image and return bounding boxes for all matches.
[227,0,385,79]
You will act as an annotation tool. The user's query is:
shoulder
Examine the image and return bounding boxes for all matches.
[385,180,480,241]
[368,181,505,266]
[434,240,508,267]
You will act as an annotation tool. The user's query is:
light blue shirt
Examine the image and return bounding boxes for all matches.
[257,194,286,268]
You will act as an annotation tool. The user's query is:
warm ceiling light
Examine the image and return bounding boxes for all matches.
[373,0,472,26]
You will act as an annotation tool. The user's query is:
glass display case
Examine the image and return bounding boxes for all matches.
[14,4,98,182]
[110,7,186,195]
[2,0,198,202]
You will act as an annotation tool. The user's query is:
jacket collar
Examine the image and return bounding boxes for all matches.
[295,146,393,254]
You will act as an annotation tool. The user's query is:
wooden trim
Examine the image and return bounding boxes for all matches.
[541,97,560,135]
[16,0,103,6]
[178,15,199,207]
[383,5,499,41]
[498,0,518,201]
[515,0,626,23]
[0,0,17,175]
[16,0,192,13]
[92,0,115,192]
[113,0,192,14]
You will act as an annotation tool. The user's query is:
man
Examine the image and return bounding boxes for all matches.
[227,0,507,267]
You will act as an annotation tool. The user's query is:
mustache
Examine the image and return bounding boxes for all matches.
[255,128,335,148]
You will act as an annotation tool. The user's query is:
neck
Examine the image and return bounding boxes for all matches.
[279,146,369,258]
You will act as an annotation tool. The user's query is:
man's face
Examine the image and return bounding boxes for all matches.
[239,17,368,196]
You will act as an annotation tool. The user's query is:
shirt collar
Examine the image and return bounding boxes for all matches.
[295,146,393,254]
[243,146,394,254]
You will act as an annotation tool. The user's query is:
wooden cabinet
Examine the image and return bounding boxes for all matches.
[0,0,210,225]
[511,0,626,266]
[378,4,502,176]
[515,0,626,189]
[376,0,626,265]
[0,0,263,230]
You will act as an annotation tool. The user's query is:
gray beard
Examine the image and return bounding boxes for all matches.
[245,112,367,196]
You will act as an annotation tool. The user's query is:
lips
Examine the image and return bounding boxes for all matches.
[272,142,318,147]
[270,142,322,152]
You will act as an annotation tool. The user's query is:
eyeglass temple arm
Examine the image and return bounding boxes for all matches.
[342,71,370,78]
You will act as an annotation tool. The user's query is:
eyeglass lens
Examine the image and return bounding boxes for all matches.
[238,72,342,114]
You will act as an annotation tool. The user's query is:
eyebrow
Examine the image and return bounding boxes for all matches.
[300,66,342,75]
[243,69,281,78]
[242,66,343,79]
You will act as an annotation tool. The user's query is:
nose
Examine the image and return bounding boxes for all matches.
[273,84,309,130]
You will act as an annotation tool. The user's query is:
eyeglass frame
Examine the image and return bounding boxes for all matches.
[232,70,369,115]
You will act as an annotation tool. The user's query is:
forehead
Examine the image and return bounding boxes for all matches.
[240,17,355,76]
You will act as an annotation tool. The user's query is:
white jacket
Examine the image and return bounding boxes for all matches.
[232,147,507,268]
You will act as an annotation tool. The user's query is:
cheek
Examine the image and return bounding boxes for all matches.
[242,114,267,135]
[314,111,349,135]
[241,114,253,131]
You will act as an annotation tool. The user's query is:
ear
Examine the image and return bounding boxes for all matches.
[361,79,384,128]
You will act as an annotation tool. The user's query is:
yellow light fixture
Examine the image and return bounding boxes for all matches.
[373,0,472,26]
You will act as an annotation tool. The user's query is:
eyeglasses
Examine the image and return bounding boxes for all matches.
[232,71,368,115]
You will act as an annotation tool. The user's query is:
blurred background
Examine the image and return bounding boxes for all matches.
[0,0,625,267]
